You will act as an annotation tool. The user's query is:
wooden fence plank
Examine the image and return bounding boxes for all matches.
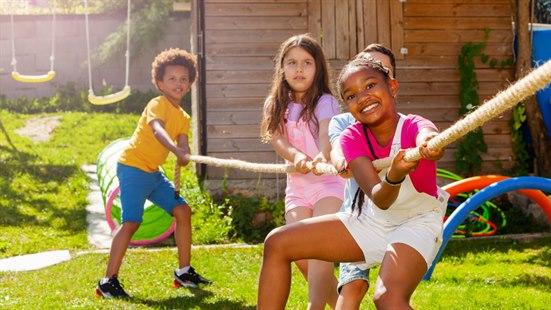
[206,70,273,84]
[205,2,307,16]
[355,0,365,50]
[404,43,511,57]
[376,0,391,47]
[308,0,322,41]
[205,29,301,43]
[206,84,271,98]
[404,4,510,17]
[206,16,308,30]
[209,138,272,152]
[206,56,274,70]
[207,110,263,125]
[363,0,378,45]
[389,0,404,59]
[208,97,266,111]
[348,0,358,56]
[335,0,350,59]
[405,29,513,43]
[206,42,281,56]
[321,0,336,58]
[404,17,511,30]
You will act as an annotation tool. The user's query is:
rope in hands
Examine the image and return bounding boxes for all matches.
[174,60,551,189]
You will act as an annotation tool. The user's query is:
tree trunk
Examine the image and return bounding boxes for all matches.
[513,0,551,176]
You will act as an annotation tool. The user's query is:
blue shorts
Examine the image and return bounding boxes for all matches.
[337,263,369,294]
[117,163,187,223]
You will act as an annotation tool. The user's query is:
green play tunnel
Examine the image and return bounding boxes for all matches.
[96,138,175,246]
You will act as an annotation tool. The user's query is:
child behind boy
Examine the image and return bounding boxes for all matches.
[96,48,210,298]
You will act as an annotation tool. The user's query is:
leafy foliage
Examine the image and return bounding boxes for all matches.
[219,194,285,243]
[0,83,191,114]
[535,0,551,23]
[92,0,174,66]
[456,42,488,175]
[455,29,519,176]
[510,104,533,175]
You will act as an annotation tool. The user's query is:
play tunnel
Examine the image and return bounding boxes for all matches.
[96,138,175,246]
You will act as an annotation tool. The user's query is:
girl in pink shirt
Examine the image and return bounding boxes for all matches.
[260,34,344,309]
[258,57,449,309]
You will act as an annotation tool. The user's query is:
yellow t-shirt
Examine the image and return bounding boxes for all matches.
[119,96,190,172]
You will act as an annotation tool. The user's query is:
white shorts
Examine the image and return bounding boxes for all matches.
[337,210,443,270]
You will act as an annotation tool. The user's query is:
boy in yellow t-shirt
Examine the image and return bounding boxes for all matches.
[96,48,210,299]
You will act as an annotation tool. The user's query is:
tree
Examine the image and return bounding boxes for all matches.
[511,0,551,176]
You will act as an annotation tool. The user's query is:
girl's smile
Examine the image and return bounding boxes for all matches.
[342,67,397,126]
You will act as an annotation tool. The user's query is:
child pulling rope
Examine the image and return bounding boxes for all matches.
[183,59,551,175]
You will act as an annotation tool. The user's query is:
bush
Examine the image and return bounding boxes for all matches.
[0,83,191,114]
[219,194,285,243]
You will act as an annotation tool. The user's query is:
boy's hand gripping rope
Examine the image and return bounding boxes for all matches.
[184,60,551,175]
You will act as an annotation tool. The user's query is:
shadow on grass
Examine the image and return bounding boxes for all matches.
[130,287,255,309]
[0,117,18,151]
[0,148,85,233]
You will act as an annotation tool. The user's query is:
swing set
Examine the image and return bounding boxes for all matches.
[8,0,132,105]
[10,1,56,83]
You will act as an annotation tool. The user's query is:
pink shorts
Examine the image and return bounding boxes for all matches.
[285,174,345,213]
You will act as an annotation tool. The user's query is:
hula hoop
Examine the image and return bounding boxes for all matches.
[442,175,551,220]
[105,187,176,246]
[425,176,551,280]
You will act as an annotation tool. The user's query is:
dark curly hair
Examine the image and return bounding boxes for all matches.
[151,48,197,89]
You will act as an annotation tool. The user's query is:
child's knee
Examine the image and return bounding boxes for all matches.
[373,289,409,309]
[263,226,287,256]
[172,204,191,220]
[341,279,369,299]
[122,221,140,233]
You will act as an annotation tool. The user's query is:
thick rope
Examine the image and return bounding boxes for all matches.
[372,59,551,170]
[174,162,181,198]
[186,60,551,175]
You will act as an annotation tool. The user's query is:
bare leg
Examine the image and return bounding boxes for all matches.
[285,207,313,279]
[373,243,427,310]
[257,214,364,310]
[336,279,369,310]
[105,221,140,277]
[173,204,192,268]
[307,197,342,310]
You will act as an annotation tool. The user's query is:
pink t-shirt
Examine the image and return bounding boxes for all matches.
[340,114,438,197]
[286,93,340,145]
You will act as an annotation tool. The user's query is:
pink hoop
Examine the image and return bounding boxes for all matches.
[105,186,176,246]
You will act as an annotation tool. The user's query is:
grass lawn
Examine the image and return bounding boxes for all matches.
[0,237,550,309]
[1,110,550,308]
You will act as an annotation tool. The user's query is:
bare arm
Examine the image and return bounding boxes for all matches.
[350,149,418,210]
[149,119,190,165]
[330,136,351,178]
[270,131,311,174]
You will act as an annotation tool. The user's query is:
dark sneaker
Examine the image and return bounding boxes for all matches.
[173,266,212,288]
[95,276,130,298]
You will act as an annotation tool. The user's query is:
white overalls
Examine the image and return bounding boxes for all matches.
[337,116,449,269]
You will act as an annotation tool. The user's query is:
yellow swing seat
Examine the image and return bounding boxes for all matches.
[11,70,56,83]
[88,85,131,105]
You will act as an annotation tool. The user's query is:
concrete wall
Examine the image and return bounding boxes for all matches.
[0,12,191,98]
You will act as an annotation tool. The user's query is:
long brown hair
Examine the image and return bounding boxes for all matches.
[260,34,332,142]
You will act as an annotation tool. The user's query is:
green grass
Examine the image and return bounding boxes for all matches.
[0,110,231,258]
[1,110,550,308]
[1,237,550,309]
